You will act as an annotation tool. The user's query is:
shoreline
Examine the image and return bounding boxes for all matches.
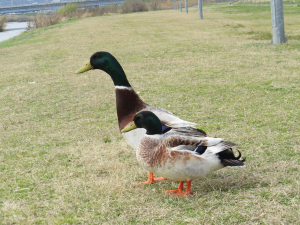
[0,22,28,42]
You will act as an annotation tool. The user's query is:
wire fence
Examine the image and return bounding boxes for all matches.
[172,0,238,11]
[173,0,270,6]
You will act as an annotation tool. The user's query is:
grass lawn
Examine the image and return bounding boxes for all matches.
[0,3,300,224]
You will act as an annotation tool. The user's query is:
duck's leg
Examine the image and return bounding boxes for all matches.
[137,172,167,185]
[173,180,193,196]
[165,181,184,194]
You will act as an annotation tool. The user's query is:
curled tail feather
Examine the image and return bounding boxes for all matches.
[218,149,246,167]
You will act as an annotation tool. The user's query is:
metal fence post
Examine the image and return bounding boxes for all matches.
[185,0,188,13]
[270,0,287,44]
[180,0,182,12]
[198,0,203,19]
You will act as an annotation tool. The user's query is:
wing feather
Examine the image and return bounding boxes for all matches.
[142,106,197,128]
[161,134,223,152]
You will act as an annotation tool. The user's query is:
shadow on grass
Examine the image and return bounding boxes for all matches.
[194,176,257,194]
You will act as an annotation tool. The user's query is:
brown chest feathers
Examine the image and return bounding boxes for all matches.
[115,88,147,130]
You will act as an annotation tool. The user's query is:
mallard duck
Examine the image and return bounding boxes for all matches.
[122,111,245,196]
[76,51,197,184]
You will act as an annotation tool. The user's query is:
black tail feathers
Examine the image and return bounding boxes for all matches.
[218,148,245,167]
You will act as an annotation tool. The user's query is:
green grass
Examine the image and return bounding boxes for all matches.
[0,18,80,48]
[234,0,300,5]
[0,15,7,32]
[1,4,300,224]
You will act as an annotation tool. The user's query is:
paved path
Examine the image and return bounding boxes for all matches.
[0,22,28,42]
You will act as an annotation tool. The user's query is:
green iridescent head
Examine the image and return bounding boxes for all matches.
[121,111,162,135]
[76,51,131,87]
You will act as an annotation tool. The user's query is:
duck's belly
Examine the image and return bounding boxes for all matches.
[122,128,146,150]
[149,166,208,181]
[143,157,224,181]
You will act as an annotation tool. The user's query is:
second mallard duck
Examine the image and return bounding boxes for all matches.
[122,111,245,196]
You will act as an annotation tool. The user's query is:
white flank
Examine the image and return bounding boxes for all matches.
[204,138,223,146]
[202,144,227,157]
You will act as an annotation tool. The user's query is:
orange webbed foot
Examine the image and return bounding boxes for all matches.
[165,181,193,196]
[165,181,184,194]
[172,191,193,196]
[136,180,155,185]
[165,189,184,194]
[136,172,167,185]
[153,177,167,181]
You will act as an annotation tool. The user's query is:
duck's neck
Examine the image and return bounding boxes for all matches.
[103,57,147,130]
[115,86,147,131]
[103,58,131,87]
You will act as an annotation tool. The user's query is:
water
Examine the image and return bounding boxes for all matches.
[0,0,123,14]
[0,22,28,42]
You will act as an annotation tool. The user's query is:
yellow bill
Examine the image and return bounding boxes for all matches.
[75,61,94,74]
[121,122,137,133]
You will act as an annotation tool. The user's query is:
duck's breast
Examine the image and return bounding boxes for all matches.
[122,128,146,150]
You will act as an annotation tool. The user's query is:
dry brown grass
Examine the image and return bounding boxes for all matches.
[120,0,148,13]
[0,4,300,224]
[0,14,7,32]
[27,0,173,30]
[27,13,60,30]
[6,14,32,22]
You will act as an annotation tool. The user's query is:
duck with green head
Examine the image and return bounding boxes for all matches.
[122,111,245,196]
[76,52,197,184]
